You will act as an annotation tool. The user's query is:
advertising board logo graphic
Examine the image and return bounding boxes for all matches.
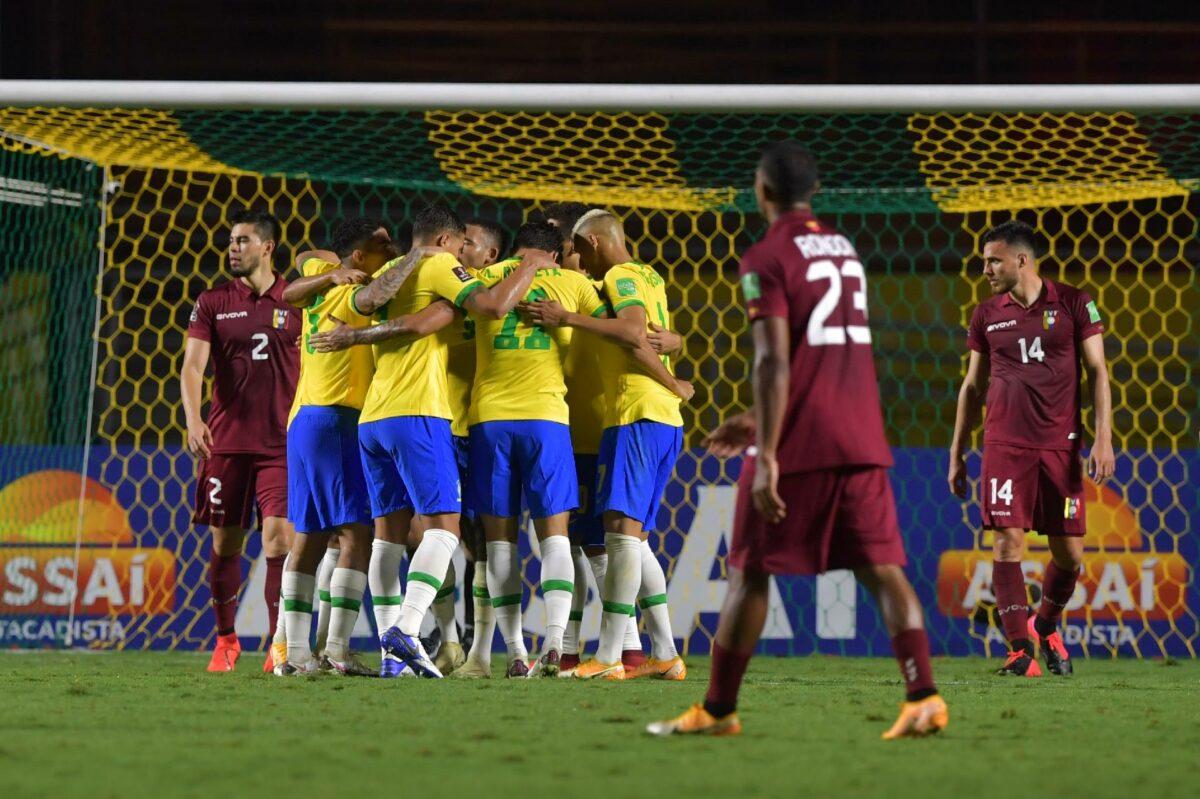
[0,470,176,618]
[937,480,1188,632]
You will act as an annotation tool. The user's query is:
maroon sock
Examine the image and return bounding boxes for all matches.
[1034,560,1079,637]
[264,555,286,638]
[703,642,753,718]
[210,550,242,637]
[992,560,1030,652]
[891,628,937,702]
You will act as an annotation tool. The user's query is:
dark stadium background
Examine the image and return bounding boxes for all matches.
[3,1,1200,84]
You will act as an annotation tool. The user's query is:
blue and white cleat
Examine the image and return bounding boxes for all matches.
[380,626,444,678]
[379,651,415,679]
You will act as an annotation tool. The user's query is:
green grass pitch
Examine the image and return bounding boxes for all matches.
[3,653,1197,799]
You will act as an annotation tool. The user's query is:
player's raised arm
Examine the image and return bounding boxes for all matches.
[462,249,551,319]
[948,348,990,499]
[282,248,367,307]
[179,335,213,458]
[350,244,438,315]
[749,315,789,523]
[1081,333,1114,482]
[310,299,458,352]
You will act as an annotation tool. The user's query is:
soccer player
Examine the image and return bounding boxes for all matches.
[948,220,1114,677]
[647,141,947,738]
[450,218,506,678]
[277,219,427,676]
[542,202,648,675]
[181,207,300,673]
[356,205,553,678]
[460,221,605,678]
[522,210,692,682]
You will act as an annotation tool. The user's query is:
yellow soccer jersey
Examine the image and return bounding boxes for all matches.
[445,268,479,437]
[289,280,375,423]
[564,326,606,454]
[470,259,605,426]
[598,261,683,429]
[359,251,485,424]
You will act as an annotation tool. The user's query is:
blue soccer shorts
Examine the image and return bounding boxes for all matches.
[596,420,683,532]
[286,405,372,534]
[467,420,577,519]
[358,415,461,518]
[569,452,605,548]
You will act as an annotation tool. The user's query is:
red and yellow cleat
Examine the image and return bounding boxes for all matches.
[625,656,687,681]
[646,704,742,737]
[881,695,949,740]
[265,641,287,673]
[207,633,241,672]
[573,659,626,681]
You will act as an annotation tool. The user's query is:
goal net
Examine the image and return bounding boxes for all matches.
[0,88,1194,658]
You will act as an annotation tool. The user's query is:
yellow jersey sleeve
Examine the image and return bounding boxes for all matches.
[426,254,486,308]
[300,257,338,278]
[576,276,607,318]
[290,284,375,420]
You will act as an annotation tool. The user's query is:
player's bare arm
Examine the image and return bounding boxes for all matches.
[465,250,554,319]
[180,336,213,458]
[310,300,457,352]
[948,349,990,499]
[350,245,436,315]
[520,299,693,400]
[1081,333,1115,482]
[282,249,367,307]
[702,410,755,458]
[750,316,789,523]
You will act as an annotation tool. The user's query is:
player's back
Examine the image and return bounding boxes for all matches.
[739,210,892,474]
[470,259,604,425]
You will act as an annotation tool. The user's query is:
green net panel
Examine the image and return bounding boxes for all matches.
[0,106,1194,657]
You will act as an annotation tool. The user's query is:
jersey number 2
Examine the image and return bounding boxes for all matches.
[805,259,871,346]
[251,333,269,361]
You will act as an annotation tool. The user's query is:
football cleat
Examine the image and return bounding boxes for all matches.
[319,652,376,677]
[625,656,687,681]
[433,641,466,676]
[265,641,287,673]
[996,648,1043,677]
[273,659,319,677]
[646,704,742,737]
[379,652,414,679]
[1028,617,1073,676]
[527,649,561,678]
[622,649,647,669]
[207,633,241,672]
[380,626,444,678]
[451,659,492,679]
[505,658,530,679]
[573,659,625,681]
[881,695,949,740]
[560,653,581,674]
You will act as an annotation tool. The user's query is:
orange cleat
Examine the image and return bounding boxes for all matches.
[646,704,742,737]
[996,648,1042,677]
[572,659,625,681]
[881,694,949,740]
[625,656,687,681]
[1027,617,1073,676]
[207,633,241,672]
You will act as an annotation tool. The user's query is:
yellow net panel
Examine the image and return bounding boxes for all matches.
[0,107,1193,657]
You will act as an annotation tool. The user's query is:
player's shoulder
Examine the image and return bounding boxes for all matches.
[614,260,664,287]
[477,257,518,282]
[195,280,240,305]
[969,292,1006,318]
[299,256,338,278]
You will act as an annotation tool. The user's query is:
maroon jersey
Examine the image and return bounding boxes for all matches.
[738,210,893,475]
[186,274,301,455]
[967,278,1103,452]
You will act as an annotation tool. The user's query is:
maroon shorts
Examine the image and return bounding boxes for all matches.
[193,452,288,530]
[729,464,907,576]
[980,444,1085,536]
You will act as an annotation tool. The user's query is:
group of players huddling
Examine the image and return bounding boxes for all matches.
[182,140,1113,740]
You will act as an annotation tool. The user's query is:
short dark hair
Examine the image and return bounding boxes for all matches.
[539,202,589,240]
[464,217,508,257]
[981,220,1040,255]
[513,221,562,256]
[758,141,820,205]
[229,207,282,245]
[412,204,466,241]
[331,217,386,258]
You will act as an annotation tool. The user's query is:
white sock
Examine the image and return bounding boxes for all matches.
[466,561,495,666]
[624,614,643,654]
[314,546,339,653]
[587,553,608,596]
[325,567,367,660]
[597,534,640,664]
[538,536,573,653]
[271,553,290,646]
[563,546,590,656]
[397,529,459,636]
[432,557,459,645]
[486,540,527,661]
[638,540,677,660]
[368,539,405,639]
[282,570,316,665]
